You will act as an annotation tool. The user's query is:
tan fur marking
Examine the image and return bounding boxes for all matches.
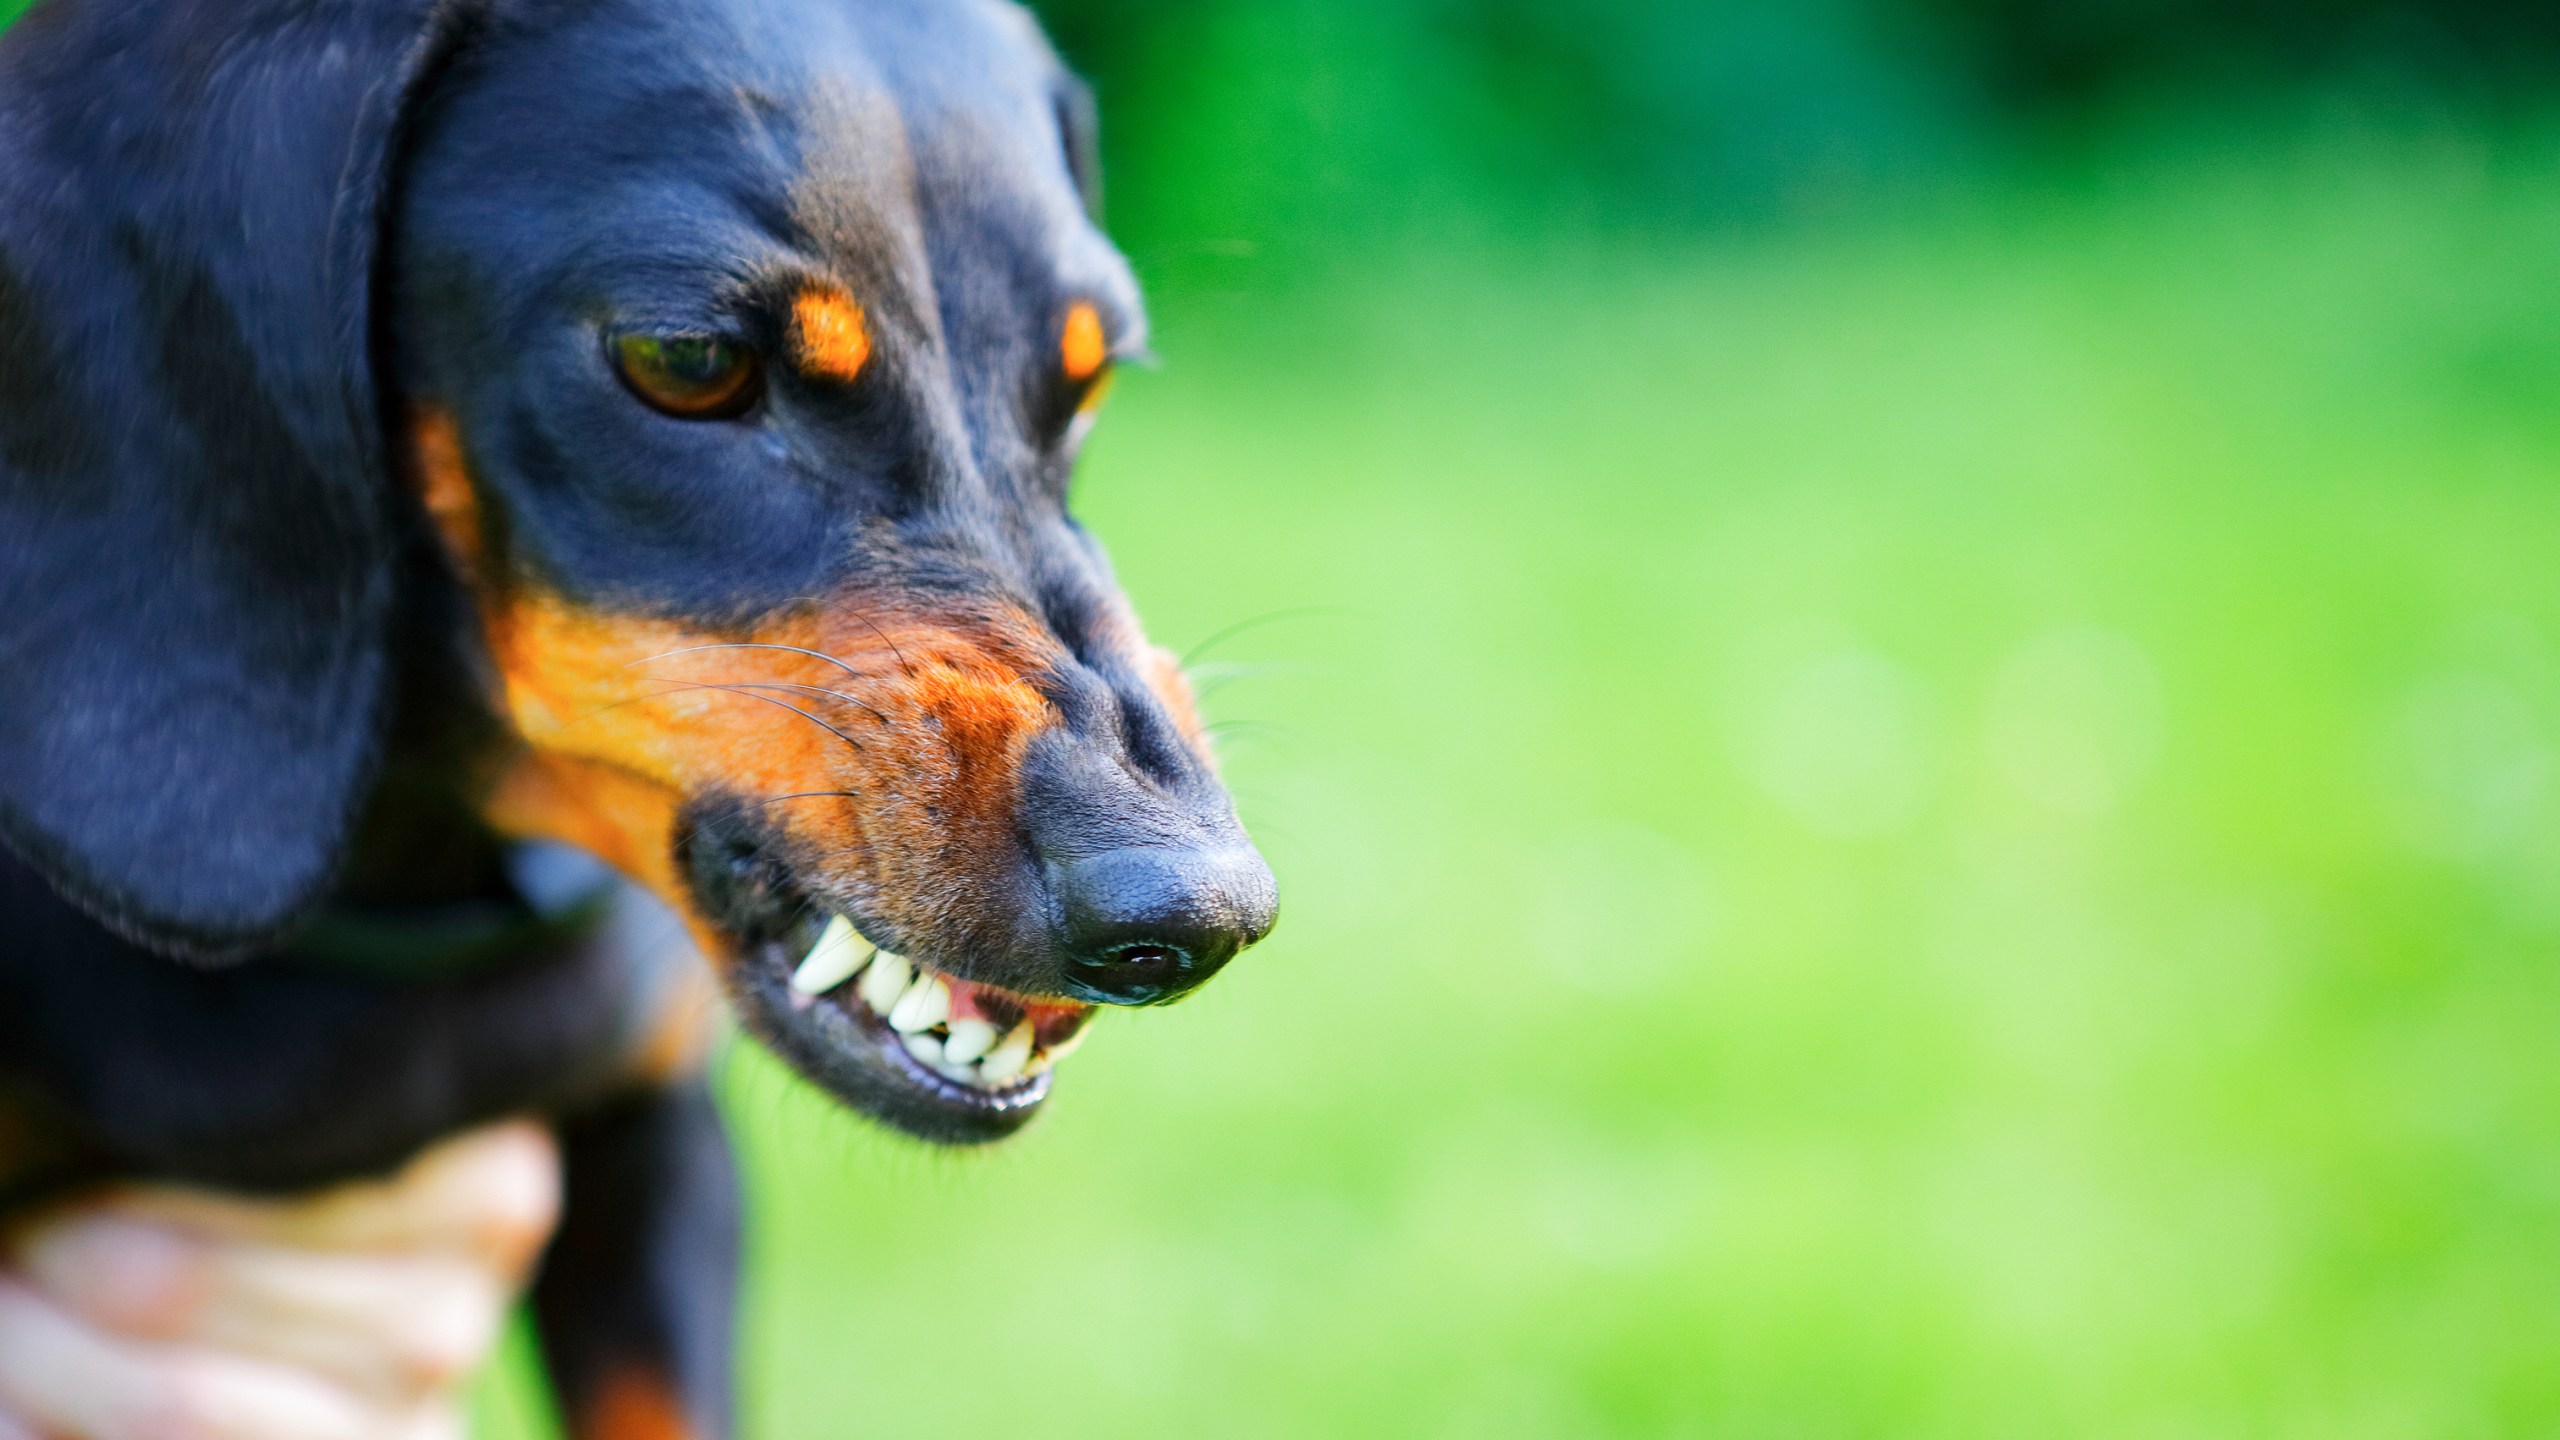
[1060,300,1107,382]
[409,408,484,577]
[791,288,871,382]
[580,1368,700,1440]
[472,583,1068,968]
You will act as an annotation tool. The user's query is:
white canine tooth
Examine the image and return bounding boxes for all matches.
[942,1018,999,1065]
[857,950,912,1016]
[789,916,871,996]
[901,1032,945,1066]
[887,973,951,1034]
[978,1019,1034,1084]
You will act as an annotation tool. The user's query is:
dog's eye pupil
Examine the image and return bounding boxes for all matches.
[611,333,760,419]
[658,338,725,383]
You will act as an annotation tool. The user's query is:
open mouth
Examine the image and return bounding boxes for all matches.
[756,913,1095,1131]
[683,781,1271,1144]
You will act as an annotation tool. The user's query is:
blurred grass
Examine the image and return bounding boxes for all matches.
[444,107,2560,1436]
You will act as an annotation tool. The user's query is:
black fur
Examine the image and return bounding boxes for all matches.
[0,843,685,1194]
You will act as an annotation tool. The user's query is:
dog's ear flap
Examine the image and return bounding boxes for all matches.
[0,0,475,961]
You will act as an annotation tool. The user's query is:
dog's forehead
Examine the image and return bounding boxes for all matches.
[808,0,1140,349]
[785,1,1072,231]
[427,0,1127,329]
[780,5,1130,334]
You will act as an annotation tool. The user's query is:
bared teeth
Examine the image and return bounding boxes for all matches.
[887,973,951,1034]
[857,949,912,1016]
[942,1017,999,1065]
[790,916,872,996]
[977,1019,1035,1084]
[794,935,1096,1093]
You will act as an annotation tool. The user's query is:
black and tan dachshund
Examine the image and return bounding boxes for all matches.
[0,0,1277,1430]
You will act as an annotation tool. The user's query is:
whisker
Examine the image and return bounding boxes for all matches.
[554,670,900,747]
[628,642,879,684]
[1178,606,1352,670]
[713,679,893,728]
[1187,660,1319,700]
[750,791,862,806]
[630,680,871,754]
[1186,661,1290,682]
[848,613,913,678]
[1200,718,1298,757]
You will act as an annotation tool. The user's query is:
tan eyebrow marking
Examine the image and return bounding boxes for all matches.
[1061,300,1108,383]
[792,288,872,382]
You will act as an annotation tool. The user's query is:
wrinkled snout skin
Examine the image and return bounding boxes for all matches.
[387,0,1276,1088]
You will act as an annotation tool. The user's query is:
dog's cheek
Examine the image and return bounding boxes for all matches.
[471,593,858,950]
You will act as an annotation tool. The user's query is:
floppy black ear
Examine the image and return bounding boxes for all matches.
[0,0,474,960]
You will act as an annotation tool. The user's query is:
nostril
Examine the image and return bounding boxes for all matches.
[1067,942,1192,1005]
[1051,845,1278,1006]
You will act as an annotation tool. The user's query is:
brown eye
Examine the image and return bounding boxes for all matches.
[610,332,761,418]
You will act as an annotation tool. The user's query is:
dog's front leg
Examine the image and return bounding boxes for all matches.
[533,1075,741,1440]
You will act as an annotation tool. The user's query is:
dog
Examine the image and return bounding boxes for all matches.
[0,0,1277,1431]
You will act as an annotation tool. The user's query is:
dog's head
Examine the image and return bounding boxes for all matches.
[0,0,1274,1141]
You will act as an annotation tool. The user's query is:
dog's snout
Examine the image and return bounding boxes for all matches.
[1053,845,1277,1005]
[1016,678,1277,1005]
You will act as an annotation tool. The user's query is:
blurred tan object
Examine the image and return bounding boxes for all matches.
[0,1122,558,1440]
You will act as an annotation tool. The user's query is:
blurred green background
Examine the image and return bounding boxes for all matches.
[444,0,2560,1433]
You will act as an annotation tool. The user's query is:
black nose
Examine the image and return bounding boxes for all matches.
[1053,845,1277,1005]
